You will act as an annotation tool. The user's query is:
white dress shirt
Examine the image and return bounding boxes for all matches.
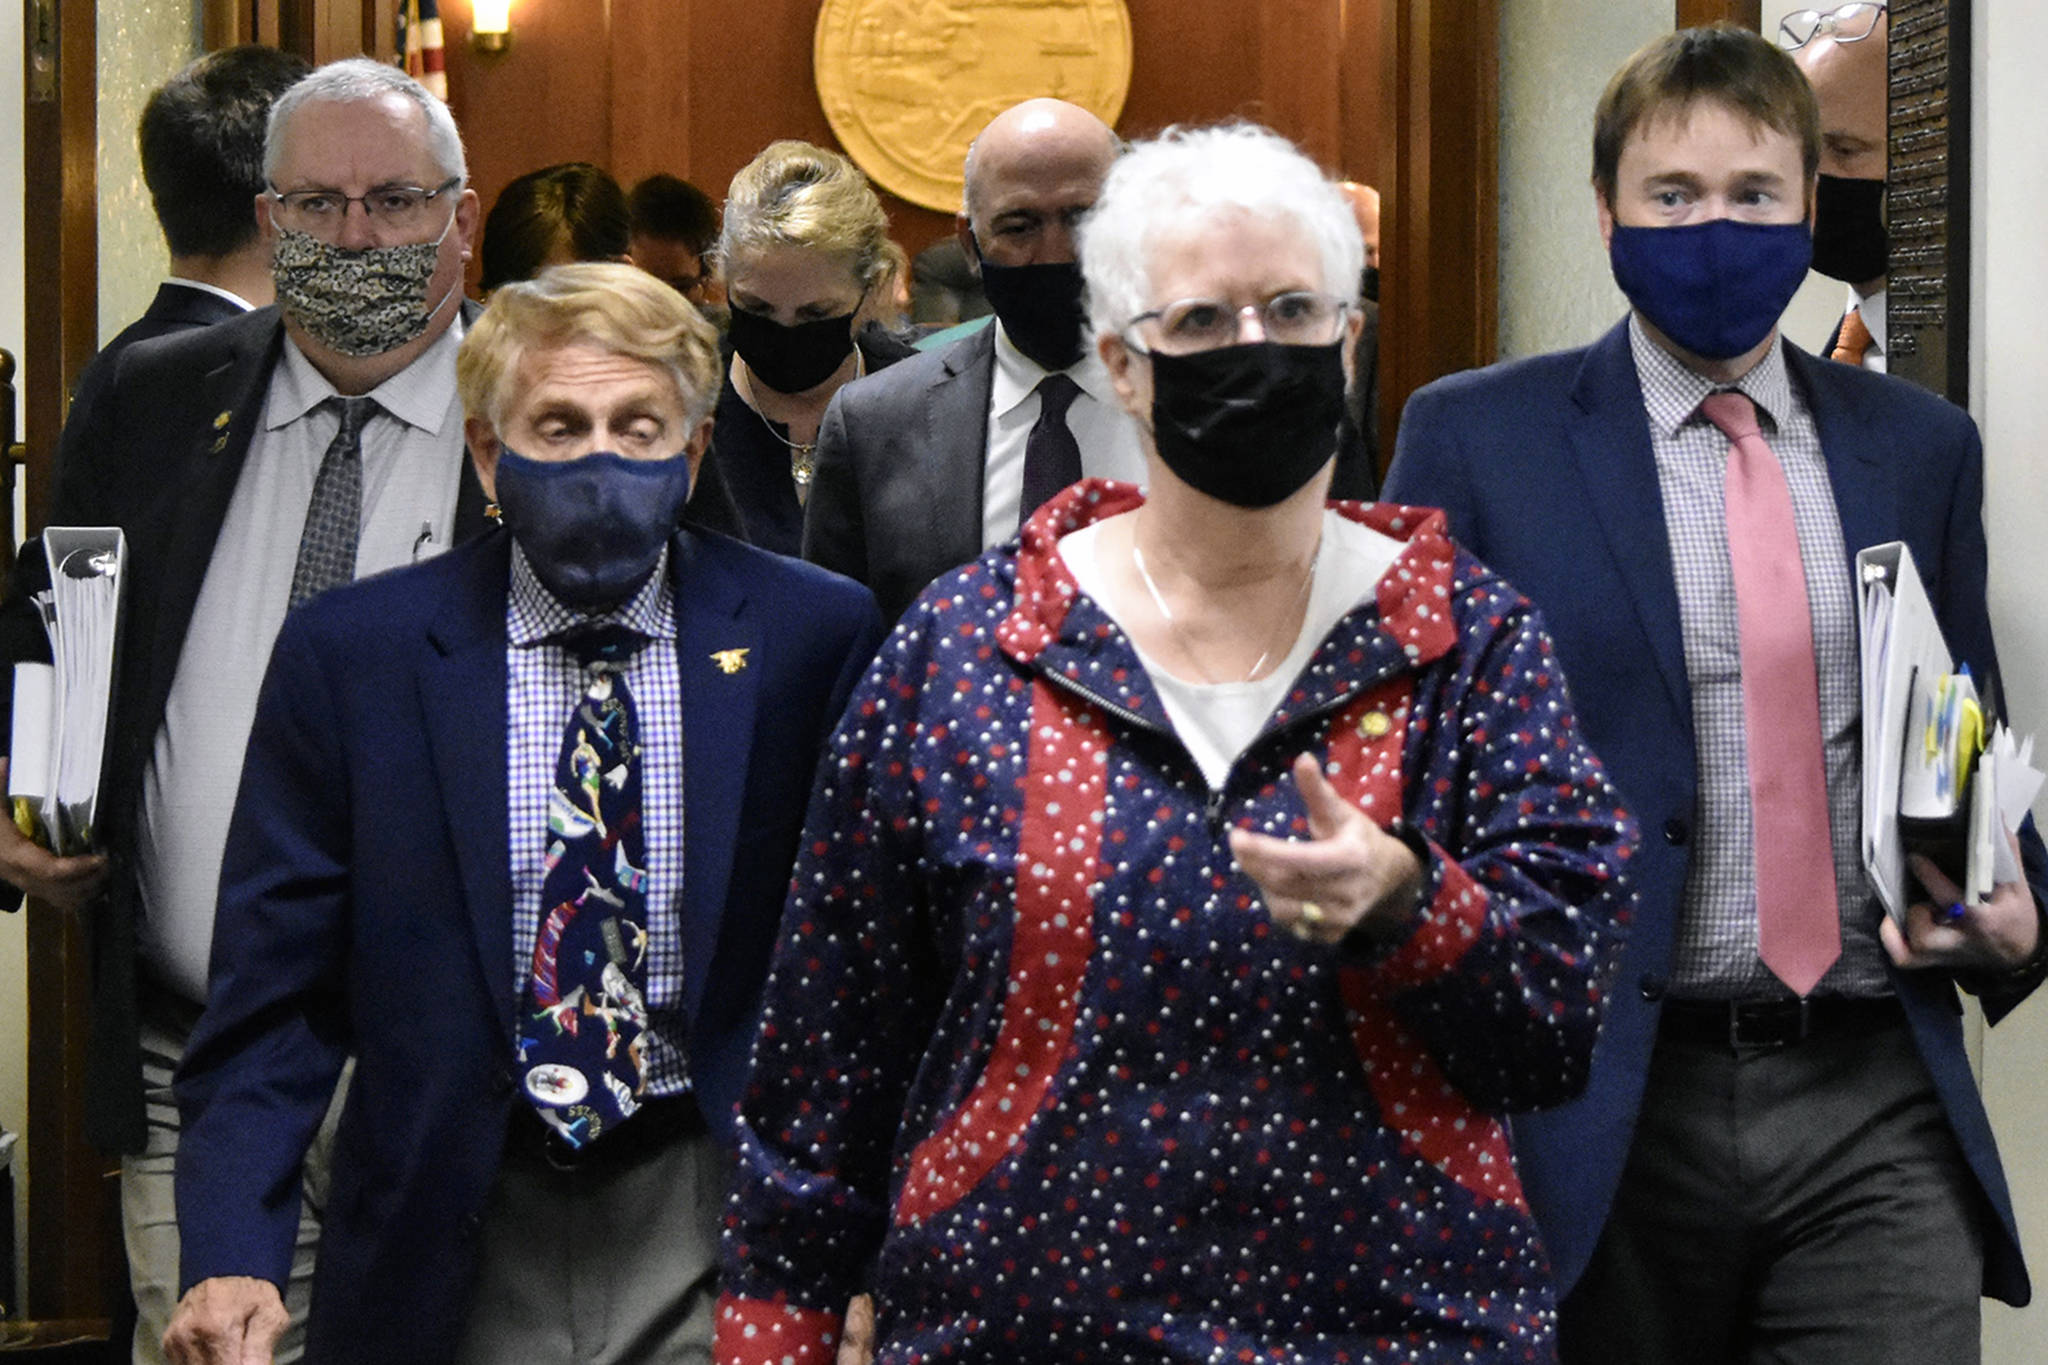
[980,321,1147,547]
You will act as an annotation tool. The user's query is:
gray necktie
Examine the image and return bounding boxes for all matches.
[288,395,374,609]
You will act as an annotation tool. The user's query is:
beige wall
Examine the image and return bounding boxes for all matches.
[97,1,204,346]
[1496,0,1665,358]
[1972,1,2048,1357]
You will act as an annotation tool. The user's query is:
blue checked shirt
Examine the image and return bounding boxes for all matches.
[1630,318,1889,999]
[507,545,691,1094]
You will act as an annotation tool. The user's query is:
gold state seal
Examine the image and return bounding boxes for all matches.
[814,0,1133,212]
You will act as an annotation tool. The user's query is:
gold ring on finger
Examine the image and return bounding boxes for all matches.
[1299,901,1327,928]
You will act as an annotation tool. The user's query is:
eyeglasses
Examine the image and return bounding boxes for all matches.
[267,176,464,235]
[1777,3,1886,50]
[1121,291,1349,356]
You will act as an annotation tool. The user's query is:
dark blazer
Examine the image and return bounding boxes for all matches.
[1383,318,2048,1306]
[802,322,1001,622]
[0,304,490,1153]
[174,528,882,1361]
[803,322,1382,622]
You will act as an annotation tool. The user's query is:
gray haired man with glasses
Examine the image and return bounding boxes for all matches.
[0,55,492,1364]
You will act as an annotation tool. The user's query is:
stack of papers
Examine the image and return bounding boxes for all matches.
[8,527,127,855]
[1857,542,2044,921]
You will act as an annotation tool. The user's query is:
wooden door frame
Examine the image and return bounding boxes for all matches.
[1376,0,1501,459]
[21,0,117,1320]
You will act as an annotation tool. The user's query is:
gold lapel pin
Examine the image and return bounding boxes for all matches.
[710,648,750,674]
[1358,710,1393,738]
[212,410,231,429]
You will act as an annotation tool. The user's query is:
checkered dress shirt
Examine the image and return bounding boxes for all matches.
[1630,318,1889,998]
[506,544,692,1094]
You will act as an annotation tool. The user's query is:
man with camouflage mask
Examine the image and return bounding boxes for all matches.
[0,56,490,1363]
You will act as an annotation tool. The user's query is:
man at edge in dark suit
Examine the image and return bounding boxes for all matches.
[0,56,488,1363]
[64,45,310,462]
[164,261,882,1365]
[1386,26,2047,1364]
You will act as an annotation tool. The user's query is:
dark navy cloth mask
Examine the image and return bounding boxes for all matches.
[493,448,695,610]
[1608,218,1813,361]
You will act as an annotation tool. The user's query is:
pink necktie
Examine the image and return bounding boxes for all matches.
[1700,391,1841,996]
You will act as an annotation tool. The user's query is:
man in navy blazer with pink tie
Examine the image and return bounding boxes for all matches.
[1386,27,2047,1364]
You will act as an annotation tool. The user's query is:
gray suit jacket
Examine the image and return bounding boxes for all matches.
[802,325,999,623]
[802,322,1382,623]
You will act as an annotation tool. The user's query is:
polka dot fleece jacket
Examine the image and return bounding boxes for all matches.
[717,481,1639,1365]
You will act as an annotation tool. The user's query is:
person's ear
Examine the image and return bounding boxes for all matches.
[682,415,715,485]
[955,211,981,279]
[1594,183,1617,252]
[1099,331,1145,417]
[465,416,503,500]
[455,187,482,263]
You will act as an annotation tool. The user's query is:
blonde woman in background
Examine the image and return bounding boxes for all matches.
[685,140,915,554]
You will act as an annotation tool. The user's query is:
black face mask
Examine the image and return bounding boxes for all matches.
[975,250,1088,371]
[1360,265,1380,304]
[727,305,858,394]
[1147,341,1347,508]
[1811,174,1888,285]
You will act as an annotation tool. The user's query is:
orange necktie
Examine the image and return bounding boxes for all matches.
[1830,307,1874,367]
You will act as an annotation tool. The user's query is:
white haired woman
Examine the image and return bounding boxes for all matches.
[715,124,1638,1365]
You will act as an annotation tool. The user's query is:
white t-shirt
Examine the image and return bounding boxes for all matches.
[1059,509,1403,789]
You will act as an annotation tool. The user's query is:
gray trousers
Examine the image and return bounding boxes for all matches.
[453,1125,723,1365]
[125,995,344,1365]
[1558,1010,1984,1365]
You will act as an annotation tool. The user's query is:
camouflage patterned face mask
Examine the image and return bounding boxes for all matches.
[271,215,457,357]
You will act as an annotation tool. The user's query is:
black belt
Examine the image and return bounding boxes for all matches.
[505,1093,706,1172]
[1659,996,1905,1051]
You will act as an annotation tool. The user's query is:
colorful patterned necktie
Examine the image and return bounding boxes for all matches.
[1020,373,1083,522]
[516,624,653,1147]
[289,395,374,609]
[1700,390,1841,996]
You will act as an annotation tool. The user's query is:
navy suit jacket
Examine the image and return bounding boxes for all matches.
[173,527,882,1360]
[1384,318,2048,1306]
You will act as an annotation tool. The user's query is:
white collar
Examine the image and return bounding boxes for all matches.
[989,320,1120,417]
[162,278,256,311]
[268,311,466,433]
[1849,283,1887,355]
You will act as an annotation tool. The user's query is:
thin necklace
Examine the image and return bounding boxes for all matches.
[740,347,865,491]
[1131,528,1320,684]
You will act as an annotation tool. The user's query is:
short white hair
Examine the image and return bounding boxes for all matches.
[264,57,467,184]
[1079,123,1363,342]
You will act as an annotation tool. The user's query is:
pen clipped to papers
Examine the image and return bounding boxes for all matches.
[1857,542,2043,921]
[7,527,128,855]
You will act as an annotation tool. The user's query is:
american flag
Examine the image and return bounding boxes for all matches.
[400,0,448,100]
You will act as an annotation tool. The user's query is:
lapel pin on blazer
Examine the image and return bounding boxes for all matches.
[711,648,750,674]
[210,409,233,453]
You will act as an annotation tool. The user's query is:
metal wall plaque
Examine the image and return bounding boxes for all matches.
[813,0,1133,213]
[1886,0,1969,402]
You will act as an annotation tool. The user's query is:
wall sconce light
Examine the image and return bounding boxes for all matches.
[472,0,512,53]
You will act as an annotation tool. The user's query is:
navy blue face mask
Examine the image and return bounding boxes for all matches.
[492,448,695,610]
[1608,218,1813,361]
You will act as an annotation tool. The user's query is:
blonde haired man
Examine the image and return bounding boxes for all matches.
[167,264,882,1364]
